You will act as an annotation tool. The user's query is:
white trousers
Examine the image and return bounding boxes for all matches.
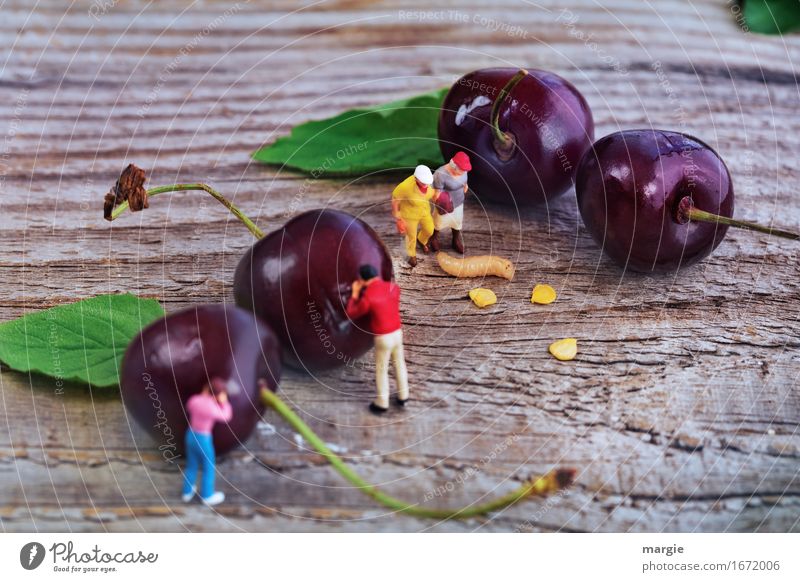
[433,204,464,231]
[374,329,409,408]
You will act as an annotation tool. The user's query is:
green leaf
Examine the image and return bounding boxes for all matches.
[742,0,800,34]
[252,88,448,176]
[0,294,164,388]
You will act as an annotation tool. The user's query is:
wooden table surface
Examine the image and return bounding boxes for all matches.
[1,0,798,533]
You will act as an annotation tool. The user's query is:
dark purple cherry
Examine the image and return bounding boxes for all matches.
[121,304,281,455]
[233,209,392,372]
[438,68,594,206]
[576,129,798,272]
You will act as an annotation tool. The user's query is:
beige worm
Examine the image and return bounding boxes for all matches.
[436,251,515,280]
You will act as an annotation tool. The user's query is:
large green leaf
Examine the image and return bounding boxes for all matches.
[252,88,448,176]
[742,0,800,34]
[0,294,164,388]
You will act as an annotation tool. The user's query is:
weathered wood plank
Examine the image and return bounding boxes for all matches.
[0,0,798,532]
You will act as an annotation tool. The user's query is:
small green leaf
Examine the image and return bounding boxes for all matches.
[742,0,800,34]
[0,294,164,388]
[252,88,448,176]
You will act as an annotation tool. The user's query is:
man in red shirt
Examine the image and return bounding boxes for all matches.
[346,264,409,414]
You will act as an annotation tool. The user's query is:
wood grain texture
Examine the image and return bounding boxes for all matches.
[0,0,799,532]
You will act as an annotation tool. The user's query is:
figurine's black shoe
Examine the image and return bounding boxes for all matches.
[452,229,465,254]
[369,402,389,415]
[429,230,441,252]
[395,396,409,407]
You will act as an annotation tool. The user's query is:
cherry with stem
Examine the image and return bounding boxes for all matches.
[438,67,594,206]
[576,129,799,272]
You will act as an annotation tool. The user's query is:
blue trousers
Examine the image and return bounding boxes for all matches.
[182,429,216,499]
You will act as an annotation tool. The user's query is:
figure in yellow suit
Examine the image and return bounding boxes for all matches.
[391,165,449,267]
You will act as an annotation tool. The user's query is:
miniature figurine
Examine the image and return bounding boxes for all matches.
[430,152,471,254]
[181,378,233,506]
[346,264,408,414]
[391,165,451,267]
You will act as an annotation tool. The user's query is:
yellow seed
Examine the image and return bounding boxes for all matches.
[469,288,497,308]
[549,338,577,361]
[531,284,557,305]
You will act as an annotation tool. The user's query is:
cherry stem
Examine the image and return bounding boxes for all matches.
[490,68,528,155]
[108,184,265,239]
[260,388,574,520]
[678,197,799,241]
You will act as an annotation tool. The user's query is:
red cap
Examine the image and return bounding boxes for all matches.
[452,151,471,171]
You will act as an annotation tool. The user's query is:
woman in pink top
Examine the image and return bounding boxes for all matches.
[181,378,233,506]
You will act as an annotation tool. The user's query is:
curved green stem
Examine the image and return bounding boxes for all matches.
[109,184,265,239]
[678,197,799,241]
[260,388,574,520]
[490,68,528,155]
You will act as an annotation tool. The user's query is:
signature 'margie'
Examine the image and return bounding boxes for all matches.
[642,544,684,556]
